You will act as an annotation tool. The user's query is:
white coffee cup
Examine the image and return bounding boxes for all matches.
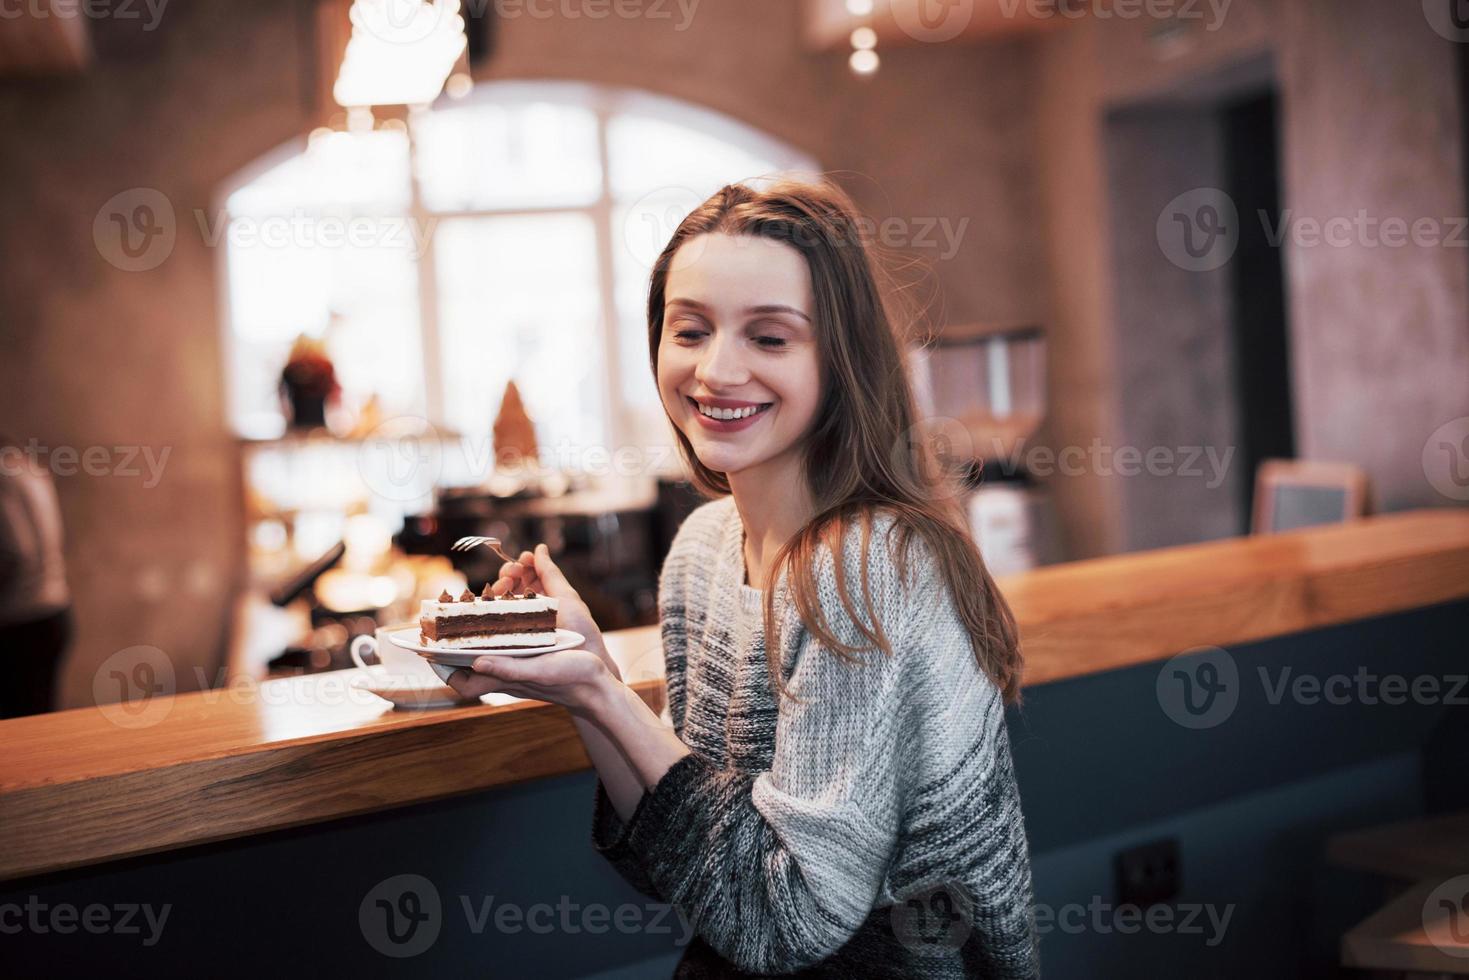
[350,623,443,686]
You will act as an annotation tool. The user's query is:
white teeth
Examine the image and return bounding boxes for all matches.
[696,402,762,420]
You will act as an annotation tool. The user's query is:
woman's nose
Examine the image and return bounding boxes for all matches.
[694,333,749,388]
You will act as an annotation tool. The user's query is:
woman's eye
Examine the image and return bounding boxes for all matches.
[672,329,705,342]
[756,336,787,349]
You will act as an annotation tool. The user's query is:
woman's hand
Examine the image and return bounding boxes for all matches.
[445,648,617,718]
[491,543,618,681]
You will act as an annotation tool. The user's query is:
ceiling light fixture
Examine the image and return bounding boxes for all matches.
[333,0,467,108]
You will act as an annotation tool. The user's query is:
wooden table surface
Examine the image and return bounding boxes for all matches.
[3,508,1467,882]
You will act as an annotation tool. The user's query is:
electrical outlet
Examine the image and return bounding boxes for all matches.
[1114,838,1181,908]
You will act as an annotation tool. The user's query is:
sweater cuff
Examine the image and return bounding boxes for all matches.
[590,777,668,901]
[623,752,744,884]
[592,753,711,859]
[591,776,645,859]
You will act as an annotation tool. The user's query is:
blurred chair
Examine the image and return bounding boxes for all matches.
[1252,459,1369,535]
[1340,877,1469,975]
[1331,812,1469,976]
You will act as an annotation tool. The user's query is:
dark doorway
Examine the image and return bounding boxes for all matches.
[1102,58,1297,550]
[1222,91,1295,524]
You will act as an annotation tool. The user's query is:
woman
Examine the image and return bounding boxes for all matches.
[449,179,1038,977]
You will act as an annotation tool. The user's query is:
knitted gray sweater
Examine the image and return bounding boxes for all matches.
[592,496,1039,977]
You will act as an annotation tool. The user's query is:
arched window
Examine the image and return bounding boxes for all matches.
[221,80,818,468]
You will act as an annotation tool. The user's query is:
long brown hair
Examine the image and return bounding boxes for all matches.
[646,177,1022,704]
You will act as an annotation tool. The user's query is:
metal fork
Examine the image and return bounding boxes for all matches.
[450,535,518,566]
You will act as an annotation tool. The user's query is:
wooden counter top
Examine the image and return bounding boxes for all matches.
[1008,508,1469,685]
[3,508,1467,882]
[0,628,666,883]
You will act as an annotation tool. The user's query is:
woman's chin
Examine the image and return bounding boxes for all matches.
[689,442,759,476]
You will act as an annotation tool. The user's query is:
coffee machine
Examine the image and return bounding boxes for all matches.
[908,323,1059,575]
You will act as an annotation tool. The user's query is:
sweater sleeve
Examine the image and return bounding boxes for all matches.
[617,518,918,973]
[588,499,709,901]
[590,776,665,901]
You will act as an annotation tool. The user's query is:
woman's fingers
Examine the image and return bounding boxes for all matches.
[515,551,546,591]
[446,668,499,699]
[488,545,571,598]
[490,567,517,596]
[530,543,576,597]
[492,559,542,595]
[446,663,538,702]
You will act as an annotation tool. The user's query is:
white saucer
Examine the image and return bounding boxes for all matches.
[386,628,585,664]
[350,672,481,710]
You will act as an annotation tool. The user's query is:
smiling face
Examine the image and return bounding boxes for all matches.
[655,232,823,479]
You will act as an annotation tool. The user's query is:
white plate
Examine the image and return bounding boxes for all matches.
[386,627,585,664]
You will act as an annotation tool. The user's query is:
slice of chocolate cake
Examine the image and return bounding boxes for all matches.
[419,586,559,650]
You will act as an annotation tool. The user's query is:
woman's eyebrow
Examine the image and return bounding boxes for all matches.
[665,298,812,325]
[746,304,812,323]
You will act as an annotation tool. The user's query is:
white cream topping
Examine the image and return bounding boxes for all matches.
[421,596,558,618]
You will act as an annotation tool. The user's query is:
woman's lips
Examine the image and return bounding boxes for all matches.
[688,397,773,433]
